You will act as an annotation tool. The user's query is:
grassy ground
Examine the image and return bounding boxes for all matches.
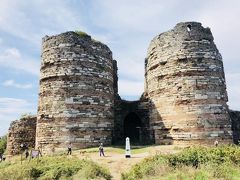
[1,145,239,180]
[75,145,184,179]
[0,155,111,180]
[77,145,159,155]
[121,145,240,180]
[0,145,185,180]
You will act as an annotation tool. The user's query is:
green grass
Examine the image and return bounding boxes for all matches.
[0,155,111,180]
[0,135,7,154]
[78,147,124,154]
[75,30,103,43]
[79,145,156,155]
[122,145,240,180]
[3,144,240,179]
[75,30,89,38]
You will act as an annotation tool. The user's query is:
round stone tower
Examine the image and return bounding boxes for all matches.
[36,32,114,153]
[145,22,232,145]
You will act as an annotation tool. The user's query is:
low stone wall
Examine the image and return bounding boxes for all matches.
[7,116,37,155]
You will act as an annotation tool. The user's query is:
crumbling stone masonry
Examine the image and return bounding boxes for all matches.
[7,116,36,155]
[7,21,234,155]
[36,32,116,153]
[145,22,232,145]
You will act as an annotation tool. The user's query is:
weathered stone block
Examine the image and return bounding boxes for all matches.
[7,116,37,155]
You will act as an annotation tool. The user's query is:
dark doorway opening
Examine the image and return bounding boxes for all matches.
[124,112,142,144]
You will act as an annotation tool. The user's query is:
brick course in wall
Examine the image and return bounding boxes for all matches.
[7,22,235,154]
[145,22,232,145]
[36,32,115,153]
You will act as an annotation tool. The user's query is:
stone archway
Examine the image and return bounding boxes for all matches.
[124,112,142,144]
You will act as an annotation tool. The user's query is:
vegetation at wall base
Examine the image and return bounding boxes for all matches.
[0,135,7,154]
[121,145,240,180]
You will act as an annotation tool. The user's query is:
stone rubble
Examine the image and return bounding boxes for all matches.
[7,116,36,155]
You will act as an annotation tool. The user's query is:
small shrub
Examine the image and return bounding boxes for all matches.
[20,113,32,119]
[122,145,240,180]
[75,30,90,38]
[167,145,240,167]
[78,161,112,180]
[121,155,166,180]
[29,167,43,178]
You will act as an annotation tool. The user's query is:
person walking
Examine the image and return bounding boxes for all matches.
[67,143,72,155]
[99,143,105,157]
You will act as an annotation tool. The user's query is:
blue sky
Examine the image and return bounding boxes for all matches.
[0,0,240,136]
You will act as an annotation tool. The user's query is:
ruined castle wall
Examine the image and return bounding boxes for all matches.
[36,32,115,153]
[145,22,232,145]
[229,110,240,144]
[7,116,37,155]
[113,99,151,144]
[113,60,119,98]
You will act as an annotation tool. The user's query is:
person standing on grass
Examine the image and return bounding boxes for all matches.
[99,143,105,157]
[214,139,219,147]
[25,148,29,159]
[0,152,2,162]
[67,143,72,155]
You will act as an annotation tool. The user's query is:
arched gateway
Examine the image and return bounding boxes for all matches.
[124,112,142,143]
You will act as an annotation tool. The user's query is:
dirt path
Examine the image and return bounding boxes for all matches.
[76,145,184,180]
[85,152,148,179]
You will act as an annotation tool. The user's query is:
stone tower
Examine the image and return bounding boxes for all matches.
[145,22,232,144]
[36,32,115,153]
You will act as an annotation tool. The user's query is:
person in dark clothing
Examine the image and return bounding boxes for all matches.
[67,143,72,155]
[99,143,105,157]
[24,144,29,159]
[0,152,2,162]
[25,149,29,159]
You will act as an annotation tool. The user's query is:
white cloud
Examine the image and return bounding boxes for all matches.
[0,0,239,137]
[92,0,240,110]
[225,73,240,111]
[90,0,193,33]
[3,79,33,89]
[0,48,39,76]
[88,0,211,99]
[196,0,240,63]
[194,0,240,111]
[0,0,86,45]
[0,97,36,136]
[118,79,143,97]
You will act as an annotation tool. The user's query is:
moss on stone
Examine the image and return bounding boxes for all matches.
[75,30,90,38]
